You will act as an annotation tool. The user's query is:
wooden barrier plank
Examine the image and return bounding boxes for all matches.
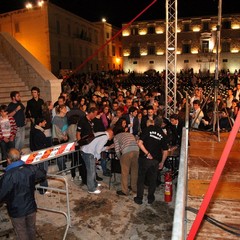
[188,179,240,200]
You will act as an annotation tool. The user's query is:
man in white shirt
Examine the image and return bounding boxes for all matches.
[81,129,114,194]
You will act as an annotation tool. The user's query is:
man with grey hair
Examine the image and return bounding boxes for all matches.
[0,148,46,240]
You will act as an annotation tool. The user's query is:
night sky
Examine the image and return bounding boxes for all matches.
[0,0,239,27]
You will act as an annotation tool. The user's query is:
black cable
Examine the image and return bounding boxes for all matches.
[186,206,240,237]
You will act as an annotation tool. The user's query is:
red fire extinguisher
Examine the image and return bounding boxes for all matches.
[164,171,172,202]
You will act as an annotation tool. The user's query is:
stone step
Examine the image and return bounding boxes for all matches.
[0,72,19,77]
[0,84,28,91]
[0,95,30,104]
[0,54,31,149]
[1,77,22,82]
[0,62,12,66]
[0,66,15,71]
[1,78,23,83]
[0,91,31,98]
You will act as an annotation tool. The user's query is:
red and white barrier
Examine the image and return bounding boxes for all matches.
[21,142,76,165]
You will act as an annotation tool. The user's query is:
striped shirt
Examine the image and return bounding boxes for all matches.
[0,116,17,140]
[113,132,139,159]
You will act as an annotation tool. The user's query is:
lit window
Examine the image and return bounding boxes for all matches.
[148,46,156,55]
[222,21,231,29]
[131,27,138,35]
[182,44,191,54]
[183,23,190,32]
[202,40,209,53]
[130,46,140,58]
[147,26,155,34]
[202,22,209,31]
[221,42,230,52]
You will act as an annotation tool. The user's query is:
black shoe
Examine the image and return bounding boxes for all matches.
[134,197,143,205]
[148,196,155,204]
[96,175,103,181]
[116,190,127,196]
[103,172,112,177]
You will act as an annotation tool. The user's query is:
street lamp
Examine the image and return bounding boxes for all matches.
[25,2,33,9]
[25,1,44,9]
[37,0,44,7]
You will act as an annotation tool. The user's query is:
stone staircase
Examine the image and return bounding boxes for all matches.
[0,54,32,150]
[0,54,31,106]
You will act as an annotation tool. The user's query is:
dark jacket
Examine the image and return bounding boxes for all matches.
[170,120,184,146]
[0,160,46,218]
[66,107,85,125]
[123,114,139,136]
[25,97,44,119]
[30,125,48,151]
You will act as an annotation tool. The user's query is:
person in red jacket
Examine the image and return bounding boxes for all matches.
[0,105,17,167]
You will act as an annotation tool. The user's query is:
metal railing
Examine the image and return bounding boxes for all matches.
[171,93,189,240]
[0,143,81,240]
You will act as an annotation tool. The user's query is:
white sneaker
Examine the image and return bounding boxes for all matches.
[88,189,101,194]
[45,191,51,195]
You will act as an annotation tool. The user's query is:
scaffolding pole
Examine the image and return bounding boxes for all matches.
[213,0,222,143]
[165,0,178,118]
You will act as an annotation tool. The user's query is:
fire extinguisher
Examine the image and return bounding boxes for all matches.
[164,171,172,202]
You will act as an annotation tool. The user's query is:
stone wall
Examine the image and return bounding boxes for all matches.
[0,32,61,103]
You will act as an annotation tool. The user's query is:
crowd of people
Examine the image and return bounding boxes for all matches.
[0,68,239,238]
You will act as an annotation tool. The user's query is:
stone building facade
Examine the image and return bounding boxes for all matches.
[0,2,122,76]
[122,14,240,74]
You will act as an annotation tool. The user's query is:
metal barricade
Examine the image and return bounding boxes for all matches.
[171,92,190,240]
[35,174,71,240]
[21,142,79,240]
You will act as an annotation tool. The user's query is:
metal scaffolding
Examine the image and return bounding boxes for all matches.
[165,0,178,118]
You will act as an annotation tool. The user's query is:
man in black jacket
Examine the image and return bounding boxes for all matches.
[169,113,184,147]
[123,106,139,138]
[134,118,168,205]
[30,118,50,194]
[0,148,46,240]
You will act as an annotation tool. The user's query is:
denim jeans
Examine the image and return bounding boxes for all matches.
[15,126,26,151]
[57,156,66,172]
[81,152,97,192]
[0,140,15,167]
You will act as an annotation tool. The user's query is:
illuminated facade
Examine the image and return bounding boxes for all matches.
[122,14,240,74]
[0,2,122,76]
